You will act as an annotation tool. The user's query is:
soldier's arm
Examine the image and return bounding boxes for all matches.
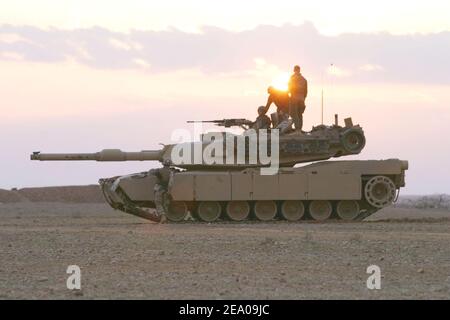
[264,95,273,114]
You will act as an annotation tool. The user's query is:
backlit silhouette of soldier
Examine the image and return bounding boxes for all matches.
[288,65,308,131]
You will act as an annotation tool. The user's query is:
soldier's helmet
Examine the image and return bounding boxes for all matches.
[257,106,266,115]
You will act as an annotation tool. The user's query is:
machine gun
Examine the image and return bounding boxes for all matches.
[187,118,253,129]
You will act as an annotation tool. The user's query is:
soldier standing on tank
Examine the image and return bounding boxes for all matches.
[288,65,308,131]
[150,160,172,223]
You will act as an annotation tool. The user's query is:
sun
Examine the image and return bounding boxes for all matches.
[270,72,290,91]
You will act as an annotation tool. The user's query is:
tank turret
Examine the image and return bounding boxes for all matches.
[31,117,365,170]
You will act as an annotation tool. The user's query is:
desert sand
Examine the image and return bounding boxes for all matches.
[0,186,449,299]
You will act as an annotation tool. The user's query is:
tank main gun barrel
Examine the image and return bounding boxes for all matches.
[188,118,253,128]
[30,149,163,161]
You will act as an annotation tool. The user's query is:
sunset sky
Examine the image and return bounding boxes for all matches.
[1,0,449,194]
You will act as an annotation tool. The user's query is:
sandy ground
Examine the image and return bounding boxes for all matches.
[0,203,449,299]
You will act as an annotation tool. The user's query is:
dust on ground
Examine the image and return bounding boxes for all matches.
[1,202,449,299]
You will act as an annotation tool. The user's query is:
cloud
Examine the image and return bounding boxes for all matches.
[1,51,24,60]
[0,32,34,44]
[0,23,449,83]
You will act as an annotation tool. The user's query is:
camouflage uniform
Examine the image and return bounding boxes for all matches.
[264,87,290,116]
[288,72,308,131]
[253,114,272,130]
[276,111,293,135]
[150,161,172,218]
[251,106,272,130]
[154,184,168,216]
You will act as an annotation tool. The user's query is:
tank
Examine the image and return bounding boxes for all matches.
[30,116,408,223]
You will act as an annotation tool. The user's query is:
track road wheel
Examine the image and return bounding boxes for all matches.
[225,201,250,221]
[197,201,221,222]
[364,176,396,208]
[309,200,332,221]
[254,201,277,221]
[336,200,360,221]
[280,201,305,221]
[166,201,188,222]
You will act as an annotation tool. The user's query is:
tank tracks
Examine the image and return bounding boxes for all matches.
[101,189,381,223]
[161,200,380,223]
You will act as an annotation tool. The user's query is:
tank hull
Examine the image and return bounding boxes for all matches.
[100,159,408,222]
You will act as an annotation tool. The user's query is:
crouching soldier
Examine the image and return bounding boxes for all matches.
[150,159,172,223]
[252,106,272,130]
